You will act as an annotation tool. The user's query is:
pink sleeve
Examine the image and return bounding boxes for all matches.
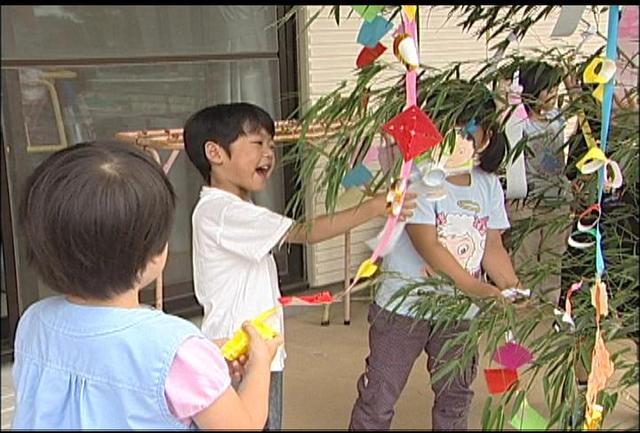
[165,336,232,424]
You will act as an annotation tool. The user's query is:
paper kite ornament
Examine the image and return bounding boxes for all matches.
[352,5,384,22]
[356,16,394,48]
[356,42,387,68]
[382,105,443,161]
[401,5,417,22]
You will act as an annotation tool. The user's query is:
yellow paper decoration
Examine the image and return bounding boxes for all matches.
[355,258,378,279]
[591,278,609,318]
[402,5,417,21]
[584,404,604,430]
[576,146,609,174]
[583,57,617,102]
[578,111,598,149]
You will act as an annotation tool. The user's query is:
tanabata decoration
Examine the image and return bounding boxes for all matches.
[568,204,602,249]
[356,42,387,68]
[510,397,549,430]
[393,33,419,70]
[279,291,334,306]
[221,307,279,361]
[401,5,417,22]
[504,70,529,199]
[575,146,623,192]
[342,163,374,188]
[352,5,384,22]
[551,5,587,37]
[583,56,617,103]
[493,342,534,371]
[382,105,443,161]
[484,368,519,394]
[356,15,394,48]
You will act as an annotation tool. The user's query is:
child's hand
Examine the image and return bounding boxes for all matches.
[399,191,417,222]
[242,322,284,369]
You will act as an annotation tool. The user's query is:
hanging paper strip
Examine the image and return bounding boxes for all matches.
[278,291,334,306]
[338,7,428,300]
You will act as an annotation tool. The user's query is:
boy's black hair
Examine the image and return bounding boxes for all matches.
[183,103,276,183]
[422,79,507,173]
[20,140,176,300]
[518,60,563,114]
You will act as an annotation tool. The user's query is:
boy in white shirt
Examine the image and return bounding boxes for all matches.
[183,103,416,430]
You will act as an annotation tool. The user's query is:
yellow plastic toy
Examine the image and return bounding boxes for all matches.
[221,307,279,361]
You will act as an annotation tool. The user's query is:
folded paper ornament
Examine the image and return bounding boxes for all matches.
[382,105,443,161]
[357,16,394,48]
[356,42,387,68]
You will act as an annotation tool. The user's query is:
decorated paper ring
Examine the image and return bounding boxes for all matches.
[576,146,608,174]
[577,204,601,232]
[603,159,623,191]
[393,33,419,71]
[583,57,617,84]
[568,227,597,249]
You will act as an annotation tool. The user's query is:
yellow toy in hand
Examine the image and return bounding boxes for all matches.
[221,307,279,361]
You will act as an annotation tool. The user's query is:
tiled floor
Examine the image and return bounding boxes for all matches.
[1,298,638,430]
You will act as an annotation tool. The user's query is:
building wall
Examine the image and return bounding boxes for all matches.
[297,5,608,288]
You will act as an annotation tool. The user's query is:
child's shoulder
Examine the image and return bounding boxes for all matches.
[472,167,500,189]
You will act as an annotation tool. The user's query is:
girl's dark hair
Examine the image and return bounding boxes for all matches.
[422,79,506,173]
[20,140,176,300]
[183,102,276,183]
[518,60,563,114]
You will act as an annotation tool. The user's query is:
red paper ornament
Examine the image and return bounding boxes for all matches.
[382,105,443,161]
[356,43,387,69]
[484,368,519,394]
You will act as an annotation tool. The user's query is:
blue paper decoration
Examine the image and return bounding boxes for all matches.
[357,16,393,48]
[342,163,373,188]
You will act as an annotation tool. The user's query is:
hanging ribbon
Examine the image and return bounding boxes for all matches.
[583,7,619,429]
[504,69,529,199]
[337,6,421,300]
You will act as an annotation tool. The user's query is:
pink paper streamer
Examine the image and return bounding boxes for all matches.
[493,341,533,370]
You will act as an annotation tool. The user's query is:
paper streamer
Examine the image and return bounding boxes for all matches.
[493,342,534,370]
[356,42,387,69]
[510,398,549,430]
[278,291,334,306]
[551,6,587,37]
[401,5,417,22]
[340,8,421,299]
[504,70,529,199]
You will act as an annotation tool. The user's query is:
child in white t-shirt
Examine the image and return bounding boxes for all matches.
[183,103,416,430]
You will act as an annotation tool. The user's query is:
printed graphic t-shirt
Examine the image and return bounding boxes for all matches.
[375,167,510,319]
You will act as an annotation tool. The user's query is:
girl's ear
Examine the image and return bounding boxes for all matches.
[204,141,227,165]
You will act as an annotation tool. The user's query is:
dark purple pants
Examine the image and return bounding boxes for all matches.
[349,303,478,430]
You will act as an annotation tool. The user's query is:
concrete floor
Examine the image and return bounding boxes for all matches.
[1,297,638,430]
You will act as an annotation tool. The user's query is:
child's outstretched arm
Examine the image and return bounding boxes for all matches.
[285,192,417,245]
[192,323,283,430]
[406,224,504,300]
[481,229,520,290]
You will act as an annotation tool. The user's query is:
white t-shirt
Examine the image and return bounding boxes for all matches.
[375,167,510,319]
[192,187,294,371]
